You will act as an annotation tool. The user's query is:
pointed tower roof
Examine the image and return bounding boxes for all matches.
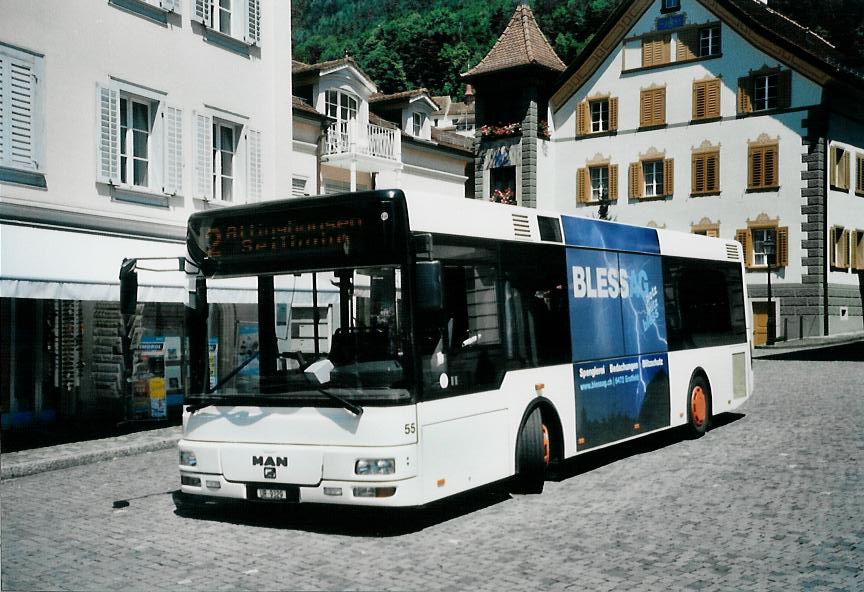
[463,4,565,79]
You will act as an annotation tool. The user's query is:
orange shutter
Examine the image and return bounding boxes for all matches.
[856,155,864,195]
[736,229,752,268]
[841,150,850,190]
[609,164,618,200]
[706,228,719,238]
[765,145,778,187]
[663,158,674,196]
[677,28,698,61]
[777,226,789,267]
[629,162,642,198]
[852,230,859,269]
[661,35,671,63]
[830,146,838,187]
[609,97,618,131]
[693,82,706,119]
[655,88,666,125]
[708,152,719,191]
[738,76,753,113]
[692,154,704,193]
[577,101,588,135]
[577,168,586,203]
[841,229,850,267]
[706,79,720,117]
[749,147,761,189]
[640,90,651,127]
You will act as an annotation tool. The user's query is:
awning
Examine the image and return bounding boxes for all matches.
[0,224,342,305]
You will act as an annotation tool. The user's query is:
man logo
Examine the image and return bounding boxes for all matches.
[264,467,277,479]
[252,456,288,467]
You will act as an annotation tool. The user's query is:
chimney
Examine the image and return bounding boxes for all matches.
[464,84,475,105]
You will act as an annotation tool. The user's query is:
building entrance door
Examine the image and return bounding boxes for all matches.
[752,301,773,346]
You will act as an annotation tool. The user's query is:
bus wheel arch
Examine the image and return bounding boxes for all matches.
[686,369,713,437]
[513,399,563,494]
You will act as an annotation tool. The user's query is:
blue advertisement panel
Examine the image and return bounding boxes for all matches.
[574,353,670,449]
[618,253,667,356]
[566,248,624,361]
[561,216,660,255]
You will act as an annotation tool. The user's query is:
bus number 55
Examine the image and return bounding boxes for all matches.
[404,423,416,435]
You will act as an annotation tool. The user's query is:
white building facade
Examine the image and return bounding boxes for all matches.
[0,0,292,429]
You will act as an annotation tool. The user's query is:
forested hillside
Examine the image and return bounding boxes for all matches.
[291,0,864,96]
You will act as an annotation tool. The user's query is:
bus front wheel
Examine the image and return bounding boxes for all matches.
[686,375,712,438]
[514,407,546,494]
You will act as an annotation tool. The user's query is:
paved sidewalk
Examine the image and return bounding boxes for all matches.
[752,330,864,358]
[1,425,181,480]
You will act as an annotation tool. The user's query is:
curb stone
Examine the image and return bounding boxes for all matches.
[1,426,182,480]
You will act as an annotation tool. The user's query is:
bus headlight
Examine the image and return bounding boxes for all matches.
[179,450,197,467]
[355,458,395,475]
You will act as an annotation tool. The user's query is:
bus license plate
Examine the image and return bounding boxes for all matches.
[257,488,287,501]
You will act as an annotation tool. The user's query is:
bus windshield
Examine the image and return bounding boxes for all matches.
[191,266,411,407]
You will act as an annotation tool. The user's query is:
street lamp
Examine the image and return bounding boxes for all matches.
[763,234,776,345]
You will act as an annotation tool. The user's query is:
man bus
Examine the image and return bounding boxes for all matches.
[119,189,753,508]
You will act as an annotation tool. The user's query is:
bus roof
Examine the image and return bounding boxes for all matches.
[403,192,742,264]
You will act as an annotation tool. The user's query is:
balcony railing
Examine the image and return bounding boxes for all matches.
[323,121,401,162]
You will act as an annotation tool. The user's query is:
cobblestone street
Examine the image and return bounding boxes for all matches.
[2,356,862,591]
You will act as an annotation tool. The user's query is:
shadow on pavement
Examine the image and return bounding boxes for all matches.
[170,484,514,537]
[548,412,745,482]
[164,413,746,535]
[757,341,864,362]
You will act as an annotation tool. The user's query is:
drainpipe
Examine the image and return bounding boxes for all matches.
[821,96,830,336]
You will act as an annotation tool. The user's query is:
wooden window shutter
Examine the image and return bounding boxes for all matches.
[737,76,753,113]
[577,101,588,136]
[640,90,652,127]
[707,152,719,191]
[706,79,720,118]
[692,154,704,193]
[663,158,674,196]
[840,150,850,190]
[830,146,838,187]
[765,145,778,187]
[609,97,618,131]
[677,28,698,61]
[642,38,655,67]
[840,228,850,267]
[778,70,792,109]
[629,162,642,198]
[194,0,213,27]
[96,83,120,185]
[852,230,859,269]
[577,167,587,203]
[693,81,707,119]
[162,105,183,196]
[777,226,789,267]
[655,88,666,125]
[856,154,864,195]
[748,147,760,189]
[609,164,618,200]
[706,228,719,238]
[736,229,753,268]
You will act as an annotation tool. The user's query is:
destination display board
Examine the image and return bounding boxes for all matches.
[187,191,409,276]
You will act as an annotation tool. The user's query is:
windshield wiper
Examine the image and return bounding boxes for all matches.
[314,386,364,417]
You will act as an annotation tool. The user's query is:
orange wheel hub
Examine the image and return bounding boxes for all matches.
[691,386,706,427]
[541,423,551,466]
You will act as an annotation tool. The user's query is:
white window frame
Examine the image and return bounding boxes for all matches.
[662,0,681,11]
[212,118,238,202]
[194,0,261,46]
[292,177,309,197]
[412,112,424,137]
[754,73,779,111]
[119,95,153,189]
[590,99,608,133]
[0,43,45,174]
[699,26,721,57]
[751,227,776,268]
[643,160,664,197]
[96,80,182,198]
[193,107,261,203]
[590,166,609,201]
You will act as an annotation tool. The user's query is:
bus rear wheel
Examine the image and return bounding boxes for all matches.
[686,375,711,438]
[514,407,547,494]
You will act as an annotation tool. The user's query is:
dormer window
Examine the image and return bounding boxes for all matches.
[412,112,425,137]
[661,0,681,13]
[325,90,358,128]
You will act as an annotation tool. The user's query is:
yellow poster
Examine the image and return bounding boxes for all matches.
[148,377,166,418]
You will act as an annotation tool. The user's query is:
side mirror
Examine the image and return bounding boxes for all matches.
[415,260,443,312]
[119,259,138,316]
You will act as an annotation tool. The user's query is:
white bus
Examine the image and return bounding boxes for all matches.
[120,190,753,509]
